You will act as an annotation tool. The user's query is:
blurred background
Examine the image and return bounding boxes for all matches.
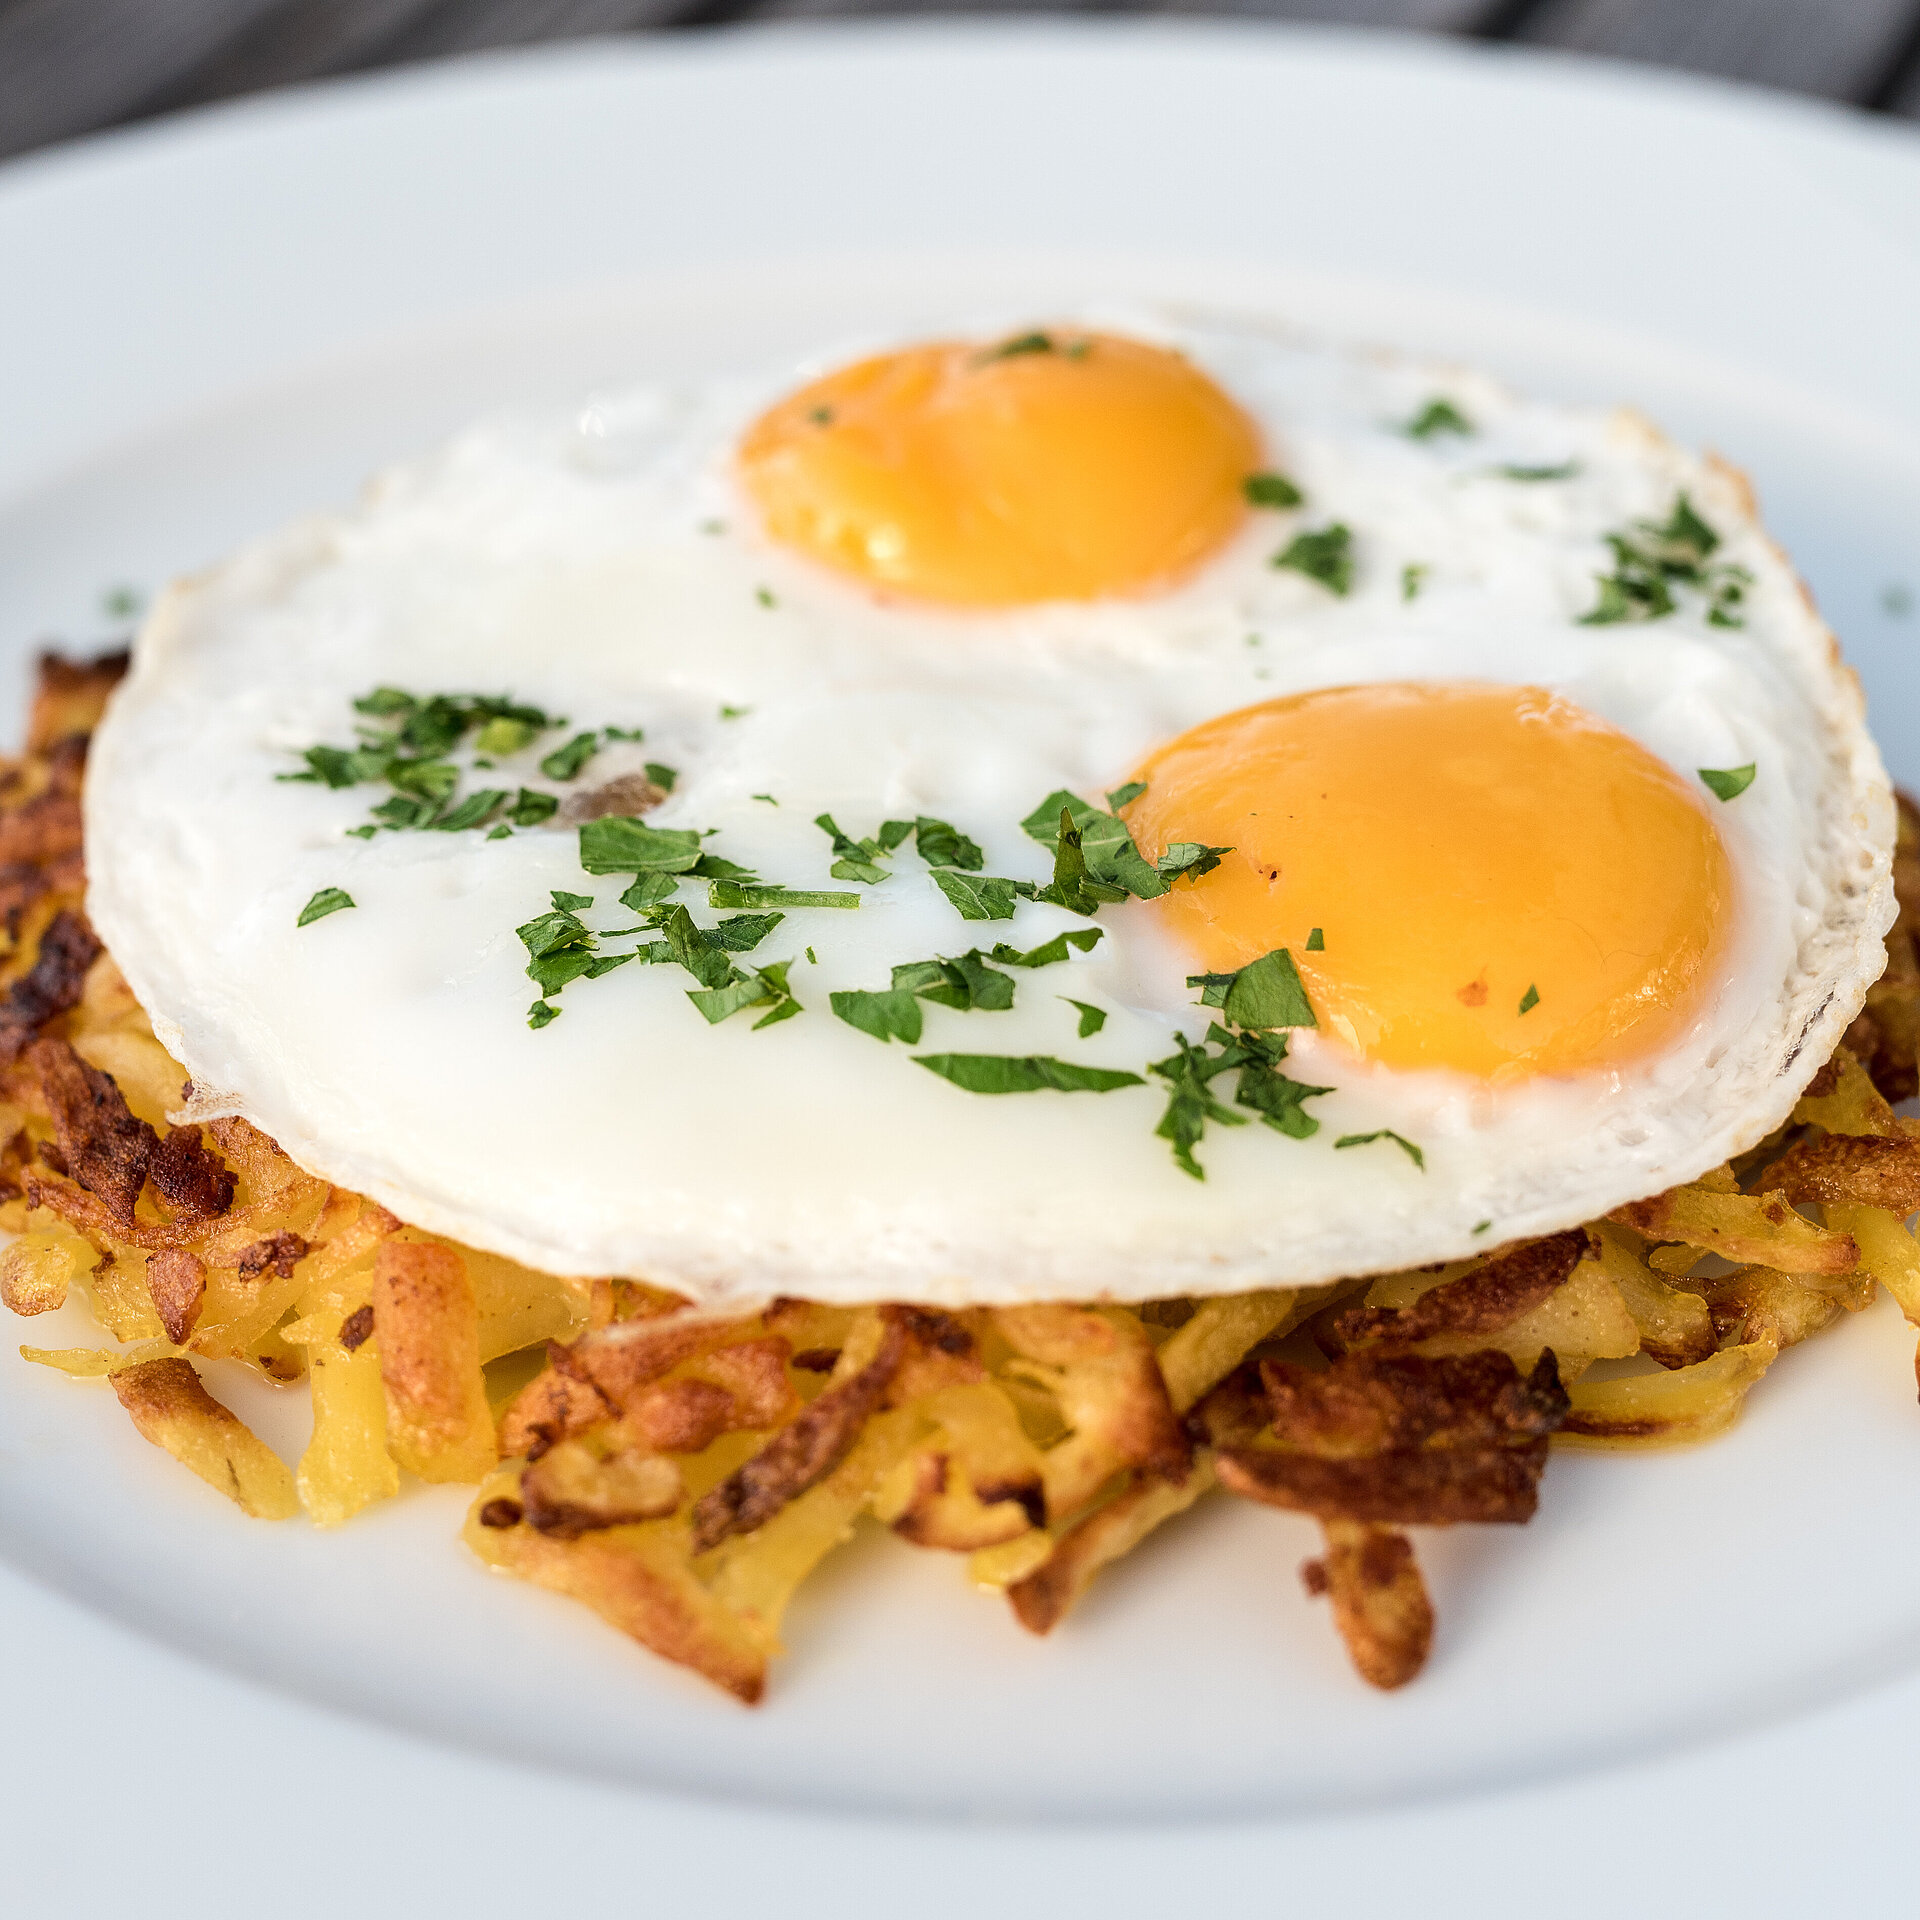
[2,0,1918,163]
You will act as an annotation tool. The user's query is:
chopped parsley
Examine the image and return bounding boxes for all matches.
[1518,983,1540,1015]
[756,587,776,609]
[1106,780,1148,811]
[297,887,355,928]
[830,988,925,1045]
[1473,1220,1492,1234]
[913,1054,1143,1095]
[102,584,144,620]
[752,792,777,805]
[1335,1130,1426,1170]
[1186,947,1317,1029]
[719,704,750,721]
[1699,763,1757,802]
[539,732,602,782]
[710,881,860,910]
[278,688,646,838]
[1021,791,1167,905]
[1580,494,1750,628]
[1497,460,1579,482]
[904,815,985,872]
[1243,472,1304,509]
[646,764,679,793]
[817,813,893,883]
[688,958,800,1029]
[1305,927,1325,951]
[1149,950,1329,1178]
[833,947,1021,1042]
[932,871,1033,922]
[1063,998,1107,1037]
[1273,524,1353,596]
[979,331,1062,361]
[1401,563,1427,602]
[1404,398,1474,440]
[527,1001,560,1030]
[988,927,1103,968]
[579,818,704,874]
[432,788,508,832]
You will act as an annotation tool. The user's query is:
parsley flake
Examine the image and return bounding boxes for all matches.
[1106,780,1148,811]
[1404,398,1474,440]
[102,584,144,620]
[987,928,1103,968]
[579,818,704,875]
[979,331,1057,361]
[1401,563,1428,602]
[816,813,894,883]
[1187,948,1317,1028]
[1581,494,1750,628]
[1473,1220,1492,1234]
[710,881,859,910]
[528,1001,560,1029]
[510,789,558,827]
[540,732,600,782]
[1699,764,1757,802]
[1243,472,1304,509]
[1335,1130,1426,1170]
[830,988,924,1045]
[756,587,776,609]
[297,887,355,928]
[719,704,750,721]
[1064,998,1107,1037]
[1497,461,1579,482]
[1518,983,1540,1015]
[932,870,1034,922]
[914,1054,1143,1095]
[752,793,778,805]
[1273,524,1353,596]
[1306,927,1325,951]
[645,763,679,794]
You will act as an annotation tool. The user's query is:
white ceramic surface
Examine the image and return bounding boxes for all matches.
[4,22,1920,1914]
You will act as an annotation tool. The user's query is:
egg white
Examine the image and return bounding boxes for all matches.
[84,323,1895,1307]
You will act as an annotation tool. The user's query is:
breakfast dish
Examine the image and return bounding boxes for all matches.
[6,316,1918,1703]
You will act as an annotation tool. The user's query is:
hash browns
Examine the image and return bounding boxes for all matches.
[7,650,1920,1699]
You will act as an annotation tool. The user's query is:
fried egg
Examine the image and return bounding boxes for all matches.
[84,319,1895,1308]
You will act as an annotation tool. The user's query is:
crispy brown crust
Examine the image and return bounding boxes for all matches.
[146,1122,236,1223]
[1007,1455,1215,1635]
[1759,1132,1920,1217]
[1218,1440,1550,1525]
[499,1358,616,1462]
[1332,1230,1591,1349]
[234,1229,308,1281]
[1261,1348,1569,1455]
[689,1308,911,1554]
[28,1033,155,1225]
[146,1248,207,1345]
[27,650,127,756]
[0,911,101,1065]
[338,1304,374,1352]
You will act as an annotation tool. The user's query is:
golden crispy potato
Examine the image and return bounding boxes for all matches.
[110,1356,298,1519]
[372,1239,496,1483]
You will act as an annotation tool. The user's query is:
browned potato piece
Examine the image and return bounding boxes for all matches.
[373,1240,496,1483]
[110,1356,298,1519]
[464,1476,766,1704]
[1301,1520,1433,1690]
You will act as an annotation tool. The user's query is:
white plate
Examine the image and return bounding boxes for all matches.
[5,22,1920,1913]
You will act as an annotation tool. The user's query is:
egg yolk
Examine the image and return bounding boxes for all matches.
[1125,683,1735,1081]
[736,332,1262,607]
